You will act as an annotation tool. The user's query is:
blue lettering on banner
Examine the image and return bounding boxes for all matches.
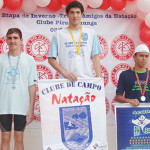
[41,81,102,95]
[59,105,93,150]
[78,82,101,90]
[81,21,97,26]
[55,20,69,25]
[1,13,20,19]
[57,14,67,18]
[50,28,62,32]
[30,14,56,18]
[36,20,53,25]
[41,83,65,95]
[82,14,103,19]
[113,14,137,19]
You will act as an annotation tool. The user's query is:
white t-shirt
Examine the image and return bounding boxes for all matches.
[0,52,37,115]
[49,26,102,78]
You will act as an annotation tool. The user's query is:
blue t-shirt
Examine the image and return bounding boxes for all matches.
[116,69,150,103]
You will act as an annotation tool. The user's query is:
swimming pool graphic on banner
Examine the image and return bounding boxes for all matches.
[59,105,93,150]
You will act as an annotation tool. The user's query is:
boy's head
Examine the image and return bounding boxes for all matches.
[66,1,84,14]
[6,28,22,39]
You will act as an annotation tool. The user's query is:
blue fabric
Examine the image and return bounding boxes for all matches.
[91,33,102,57]
[49,35,58,58]
[116,69,150,103]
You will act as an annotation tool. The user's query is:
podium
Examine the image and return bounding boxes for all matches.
[114,103,150,150]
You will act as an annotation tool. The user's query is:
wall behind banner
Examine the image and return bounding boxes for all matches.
[0,8,145,126]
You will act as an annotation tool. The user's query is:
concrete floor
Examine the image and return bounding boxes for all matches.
[0,125,117,150]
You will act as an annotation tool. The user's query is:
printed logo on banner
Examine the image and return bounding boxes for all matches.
[105,97,110,114]
[0,36,24,54]
[97,35,108,59]
[33,95,41,122]
[132,114,150,136]
[92,65,109,87]
[59,105,93,150]
[36,64,53,92]
[111,34,135,61]
[26,34,51,62]
[111,63,131,87]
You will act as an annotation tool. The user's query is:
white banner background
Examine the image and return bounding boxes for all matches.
[0,8,145,125]
[38,78,107,150]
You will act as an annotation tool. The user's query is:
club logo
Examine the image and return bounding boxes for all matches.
[36,64,53,92]
[97,35,108,59]
[59,105,93,150]
[26,34,51,62]
[130,109,150,138]
[0,36,24,54]
[111,63,131,87]
[111,34,135,61]
[132,115,150,136]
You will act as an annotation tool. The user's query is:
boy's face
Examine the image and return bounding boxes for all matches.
[133,52,150,68]
[67,8,83,26]
[6,33,22,51]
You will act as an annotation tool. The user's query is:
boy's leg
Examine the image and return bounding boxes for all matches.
[14,115,26,150]
[0,114,12,150]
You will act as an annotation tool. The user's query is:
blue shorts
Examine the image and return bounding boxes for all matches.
[0,114,26,132]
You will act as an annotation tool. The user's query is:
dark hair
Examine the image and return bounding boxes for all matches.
[66,1,84,14]
[6,28,22,39]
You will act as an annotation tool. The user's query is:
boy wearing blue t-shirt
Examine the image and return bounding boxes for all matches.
[116,44,150,106]
[48,1,102,81]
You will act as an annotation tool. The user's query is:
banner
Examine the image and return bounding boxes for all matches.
[115,103,150,150]
[0,8,142,125]
[38,78,108,150]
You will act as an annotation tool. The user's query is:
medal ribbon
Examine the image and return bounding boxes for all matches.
[68,26,82,55]
[8,52,21,87]
[134,68,149,96]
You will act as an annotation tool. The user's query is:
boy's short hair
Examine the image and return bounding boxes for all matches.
[66,1,84,14]
[6,28,22,39]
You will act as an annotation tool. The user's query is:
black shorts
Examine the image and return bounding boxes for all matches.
[0,114,26,132]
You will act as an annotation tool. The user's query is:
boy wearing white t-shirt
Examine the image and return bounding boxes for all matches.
[48,1,102,80]
[0,28,37,150]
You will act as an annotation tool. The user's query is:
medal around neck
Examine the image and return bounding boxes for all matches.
[141,96,146,102]
[134,68,149,102]
[8,52,21,90]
